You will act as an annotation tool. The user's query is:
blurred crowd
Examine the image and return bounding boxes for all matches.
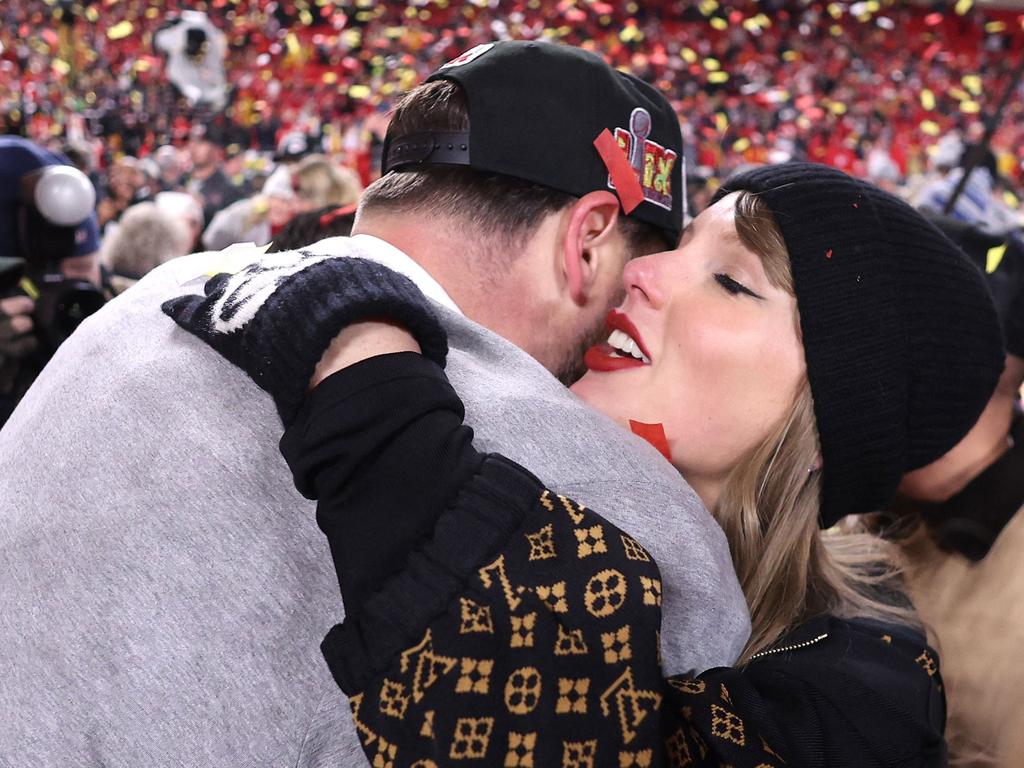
[4,0,1024,196]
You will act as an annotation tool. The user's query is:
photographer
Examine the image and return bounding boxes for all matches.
[0,136,104,426]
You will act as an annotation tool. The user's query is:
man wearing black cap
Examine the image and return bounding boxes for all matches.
[0,42,747,765]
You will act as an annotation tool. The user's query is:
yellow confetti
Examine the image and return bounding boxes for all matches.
[699,0,718,15]
[715,112,728,132]
[620,25,643,43]
[708,71,729,84]
[299,9,313,25]
[710,17,728,30]
[955,0,973,15]
[830,24,843,36]
[703,57,721,71]
[828,101,847,115]
[827,3,843,19]
[985,21,1006,32]
[681,47,697,64]
[85,6,98,21]
[921,89,935,110]
[962,75,982,95]
[865,0,880,11]
[145,6,159,18]
[920,120,940,136]
[107,20,133,40]
[1003,190,1019,208]
[348,84,371,99]
[732,137,751,152]
[743,17,760,32]
[322,72,337,84]
[52,59,70,75]
[285,32,301,57]
[948,86,969,102]
[133,58,150,72]
[986,243,1007,274]
[754,13,771,27]
[782,50,800,62]
[960,100,980,114]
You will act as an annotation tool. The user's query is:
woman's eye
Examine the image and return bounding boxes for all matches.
[714,273,762,299]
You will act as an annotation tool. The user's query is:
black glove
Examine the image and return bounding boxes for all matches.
[162,251,448,425]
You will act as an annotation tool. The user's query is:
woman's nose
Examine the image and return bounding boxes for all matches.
[622,253,666,308]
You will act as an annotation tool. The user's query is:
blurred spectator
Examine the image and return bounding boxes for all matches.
[101,200,192,295]
[202,154,361,250]
[97,156,148,231]
[153,190,204,252]
[153,145,186,191]
[187,129,248,227]
[915,145,1022,233]
[266,203,357,252]
[153,10,228,111]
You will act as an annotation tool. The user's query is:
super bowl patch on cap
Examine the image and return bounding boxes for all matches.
[608,107,676,211]
[439,43,495,69]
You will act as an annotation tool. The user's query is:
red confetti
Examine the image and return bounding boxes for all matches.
[852,203,859,208]
[826,249,833,259]
[629,421,672,462]
[594,129,645,214]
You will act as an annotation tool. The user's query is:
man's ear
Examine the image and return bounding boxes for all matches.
[562,190,623,306]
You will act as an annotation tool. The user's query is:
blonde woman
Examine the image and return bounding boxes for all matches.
[170,164,1003,765]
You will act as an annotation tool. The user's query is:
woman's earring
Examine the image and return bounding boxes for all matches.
[807,457,823,475]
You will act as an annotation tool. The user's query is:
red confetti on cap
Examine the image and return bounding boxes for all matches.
[594,129,644,214]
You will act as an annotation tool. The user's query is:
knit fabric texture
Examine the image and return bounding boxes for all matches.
[715,163,1005,528]
[162,253,448,425]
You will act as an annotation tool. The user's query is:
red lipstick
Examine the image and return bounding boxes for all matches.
[583,310,651,372]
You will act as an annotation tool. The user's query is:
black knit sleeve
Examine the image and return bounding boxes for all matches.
[283,353,946,768]
[280,351,485,615]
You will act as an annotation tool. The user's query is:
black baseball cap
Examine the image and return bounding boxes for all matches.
[383,40,685,245]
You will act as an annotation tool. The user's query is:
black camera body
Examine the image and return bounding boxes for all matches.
[0,255,106,355]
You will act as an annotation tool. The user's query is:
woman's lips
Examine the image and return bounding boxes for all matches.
[583,310,652,372]
[606,309,652,361]
[584,344,648,371]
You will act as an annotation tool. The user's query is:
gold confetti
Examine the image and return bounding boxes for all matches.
[955,0,973,15]
[708,71,729,84]
[962,74,982,95]
[959,100,980,113]
[710,16,728,30]
[348,84,371,99]
[681,47,697,64]
[985,21,1006,32]
[920,120,940,135]
[986,243,1007,274]
[921,89,936,110]
[107,20,133,40]
[732,137,751,152]
[322,72,337,84]
[703,57,721,71]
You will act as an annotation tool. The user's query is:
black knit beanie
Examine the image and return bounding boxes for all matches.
[713,163,1005,528]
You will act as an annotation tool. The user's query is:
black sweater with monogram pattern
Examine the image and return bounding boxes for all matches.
[280,352,947,768]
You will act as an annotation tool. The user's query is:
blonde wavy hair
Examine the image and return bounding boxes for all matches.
[718,191,918,663]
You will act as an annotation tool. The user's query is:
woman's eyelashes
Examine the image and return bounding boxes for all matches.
[714,272,764,300]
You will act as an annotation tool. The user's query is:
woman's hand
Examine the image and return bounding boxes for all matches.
[309,321,421,390]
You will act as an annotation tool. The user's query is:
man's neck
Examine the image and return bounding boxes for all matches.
[352,215,547,365]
